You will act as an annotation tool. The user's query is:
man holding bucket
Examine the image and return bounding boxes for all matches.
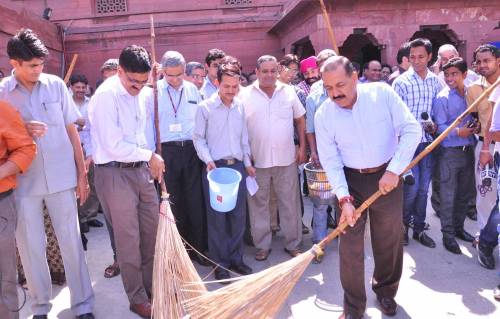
[193,58,255,281]
[315,56,421,318]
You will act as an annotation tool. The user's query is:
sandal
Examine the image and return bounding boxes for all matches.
[104,261,120,278]
[284,248,302,258]
[255,249,271,261]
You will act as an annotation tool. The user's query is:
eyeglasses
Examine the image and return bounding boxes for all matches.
[191,74,204,80]
[165,73,184,79]
[124,72,149,86]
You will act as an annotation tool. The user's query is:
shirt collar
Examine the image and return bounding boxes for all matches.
[6,72,49,92]
[214,93,236,109]
[408,67,433,81]
[205,76,217,88]
[251,80,286,97]
[163,79,184,92]
[115,75,130,96]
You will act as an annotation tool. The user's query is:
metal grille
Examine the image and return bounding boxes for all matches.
[224,0,253,6]
[96,0,128,14]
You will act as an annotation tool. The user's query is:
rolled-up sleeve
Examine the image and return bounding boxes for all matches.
[314,104,350,199]
[240,108,252,167]
[385,86,422,175]
[305,95,316,133]
[1,103,36,172]
[291,88,306,119]
[59,81,81,125]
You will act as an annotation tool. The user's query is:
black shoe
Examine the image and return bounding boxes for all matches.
[413,231,436,248]
[33,316,48,319]
[190,253,213,267]
[477,242,495,269]
[455,229,475,243]
[494,284,500,301]
[443,238,462,254]
[467,210,478,221]
[230,263,253,275]
[87,219,104,227]
[377,296,397,316]
[402,225,409,246]
[214,268,230,283]
[76,313,95,319]
[80,222,89,233]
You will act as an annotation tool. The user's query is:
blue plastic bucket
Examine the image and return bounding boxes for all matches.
[207,167,242,213]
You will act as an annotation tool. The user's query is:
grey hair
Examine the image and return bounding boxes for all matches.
[321,55,355,76]
[256,55,277,69]
[161,51,186,68]
[438,44,459,57]
[316,49,337,68]
[185,61,205,76]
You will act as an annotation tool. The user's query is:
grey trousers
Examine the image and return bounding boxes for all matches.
[202,161,247,268]
[247,163,302,251]
[439,146,475,239]
[94,164,159,305]
[15,189,94,316]
[0,192,19,319]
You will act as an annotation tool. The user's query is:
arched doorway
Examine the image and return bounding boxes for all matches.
[410,25,461,65]
[340,30,382,73]
[291,36,316,60]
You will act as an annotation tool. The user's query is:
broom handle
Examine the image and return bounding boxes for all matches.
[64,54,78,84]
[317,77,500,250]
[318,0,339,55]
[150,14,167,194]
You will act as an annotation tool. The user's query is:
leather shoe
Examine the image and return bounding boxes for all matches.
[413,231,436,248]
[284,247,302,258]
[230,263,253,275]
[467,210,478,221]
[302,223,310,234]
[214,268,231,283]
[443,238,462,254]
[130,301,152,318]
[377,296,397,316]
[33,316,48,319]
[494,284,500,301]
[455,229,475,243]
[76,313,95,319]
[402,225,409,246]
[190,253,213,267]
[87,219,103,227]
[477,242,495,269]
[255,249,271,261]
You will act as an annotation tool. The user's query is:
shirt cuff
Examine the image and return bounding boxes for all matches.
[335,185,350,199]
[243,155,252,167]
[8,145,36,173]
[386,160,405,176]
[137,149,153,162]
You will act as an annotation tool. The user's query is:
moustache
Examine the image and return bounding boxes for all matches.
[332,95,346,100]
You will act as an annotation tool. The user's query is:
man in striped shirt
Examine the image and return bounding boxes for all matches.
[393,38,443,249]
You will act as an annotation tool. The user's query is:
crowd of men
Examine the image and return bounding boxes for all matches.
[0,27,499,319]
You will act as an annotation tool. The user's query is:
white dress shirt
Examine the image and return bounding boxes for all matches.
[315,82,422,198]
[239,80,306,168]
[88,75,152,164]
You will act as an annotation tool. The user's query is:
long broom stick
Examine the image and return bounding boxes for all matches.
[63,53,78,84]
[318,0,339,55]
[184,77,500,318]
[149,15,207,319]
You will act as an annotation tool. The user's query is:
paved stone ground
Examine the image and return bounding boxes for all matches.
[18,195,500,319]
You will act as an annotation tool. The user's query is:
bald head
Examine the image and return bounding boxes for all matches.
[438,44,460,66]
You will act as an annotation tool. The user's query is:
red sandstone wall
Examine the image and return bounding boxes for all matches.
[0,1,62,77]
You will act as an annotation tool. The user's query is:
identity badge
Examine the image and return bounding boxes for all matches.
[169,123,182,132]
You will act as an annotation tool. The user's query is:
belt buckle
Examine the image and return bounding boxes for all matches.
[227,159,235,165]
[358,168,366,174]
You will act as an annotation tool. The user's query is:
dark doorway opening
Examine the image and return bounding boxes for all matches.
[291,36,316,61]
[340,32,381,75]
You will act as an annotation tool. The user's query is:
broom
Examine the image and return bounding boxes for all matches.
[184,75,500,319]
[63,53,78,84]
[149,15,207,319]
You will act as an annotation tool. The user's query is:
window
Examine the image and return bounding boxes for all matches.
[223,0,253,6]
[95,0,128,14]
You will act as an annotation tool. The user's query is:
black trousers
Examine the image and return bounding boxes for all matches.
[162,142,207,252]
[338,168,404,317]
[202,160,246,268]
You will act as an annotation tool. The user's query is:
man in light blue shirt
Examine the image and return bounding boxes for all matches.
[315,56,421,318]
[432,57,476,254]
[200,48,225,99]
[156,51,210,265]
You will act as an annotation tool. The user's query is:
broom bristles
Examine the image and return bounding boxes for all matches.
[152,200,207,319]
[183,249,316,319]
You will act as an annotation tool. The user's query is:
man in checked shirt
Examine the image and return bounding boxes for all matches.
[393,38,443,249]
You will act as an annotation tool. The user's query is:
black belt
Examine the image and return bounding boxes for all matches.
[448,145,474,151]
[0,188,13,201]
[345,162,388,174]
[96,161,146,168]
[215,158,241,166]
[162,140,193,147]
[478,136,495,145]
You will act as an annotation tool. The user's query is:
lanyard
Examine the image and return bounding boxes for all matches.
[166,87,184,118]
